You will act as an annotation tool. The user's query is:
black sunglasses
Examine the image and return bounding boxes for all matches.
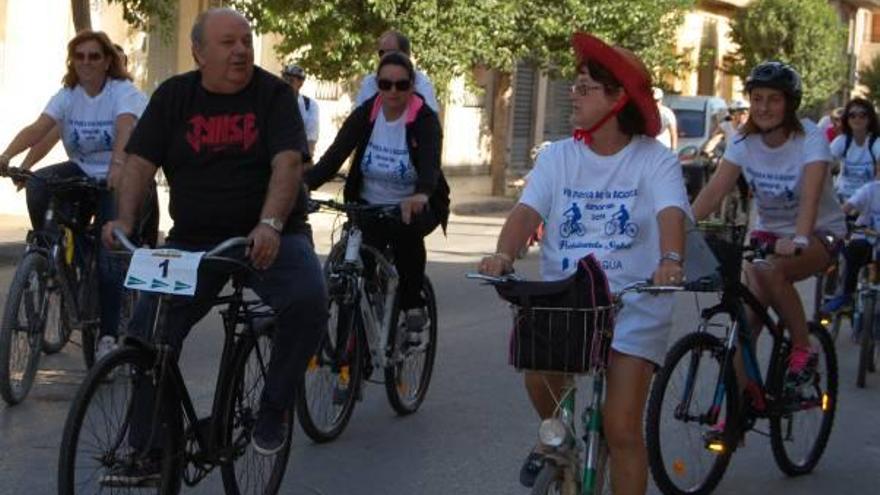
[73,51,104,62]
[848,110,868,118]
[377,79,412,92]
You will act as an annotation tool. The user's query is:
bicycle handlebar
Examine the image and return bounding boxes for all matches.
[2,166,107,191]
[308,198,401,219]
[465,272,685,296]
[112,227,251,259]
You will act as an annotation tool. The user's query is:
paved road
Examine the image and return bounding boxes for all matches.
[1,212,879,494]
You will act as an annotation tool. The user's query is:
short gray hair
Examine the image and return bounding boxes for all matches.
[191,7,249,49]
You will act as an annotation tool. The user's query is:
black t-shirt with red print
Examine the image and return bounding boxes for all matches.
[126,66,310,245]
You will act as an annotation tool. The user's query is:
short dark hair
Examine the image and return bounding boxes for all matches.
[841,97,880,138]
[579,61,646,136]
[379,30,411,56]
[377,51,415,82]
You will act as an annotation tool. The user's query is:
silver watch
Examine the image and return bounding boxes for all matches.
[792,235,810,247]
[660,251,683,264]
[260,217,283,233]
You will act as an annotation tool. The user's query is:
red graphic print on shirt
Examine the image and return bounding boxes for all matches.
[186,113,258,153]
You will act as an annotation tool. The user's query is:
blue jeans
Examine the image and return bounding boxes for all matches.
[25,161,124,338]
[126,232,327,450]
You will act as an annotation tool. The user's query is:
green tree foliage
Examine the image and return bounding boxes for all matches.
[727,0,846,111]
[858,54,880,108]
[232,0,694,92]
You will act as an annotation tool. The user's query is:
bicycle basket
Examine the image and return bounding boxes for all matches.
[510,304,616,374]
[698,222,747,288]
[494,254,616,373]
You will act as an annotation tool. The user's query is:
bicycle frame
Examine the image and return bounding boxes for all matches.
[335,222,400,370]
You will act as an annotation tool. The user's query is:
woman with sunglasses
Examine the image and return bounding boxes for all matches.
[479,33,689,494]
[693,61,845,387]
[0,30,148,360]
[821,98,880,313]
[305,51,450,342]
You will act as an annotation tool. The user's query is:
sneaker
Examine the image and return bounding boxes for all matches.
[96,335,118,362]
[252,407,289,456]
[820,294,852,314]
[404,308,427,347]
[786,345,818,388]
[519,451,546,488]
[100,454,161,487]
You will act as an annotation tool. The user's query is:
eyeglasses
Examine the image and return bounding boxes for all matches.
[848,111,868,119]
[570,83,604,97]
[377,79,412,92]
[73,51,104,62]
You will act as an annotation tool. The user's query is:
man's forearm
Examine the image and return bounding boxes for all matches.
[117,155,156,228]
[261,150,303,223]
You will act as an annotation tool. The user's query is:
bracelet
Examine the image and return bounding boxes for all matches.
[792,235,810,247]
[660,251,683,264]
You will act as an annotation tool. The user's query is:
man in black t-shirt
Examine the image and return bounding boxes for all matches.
[102,7,326,483]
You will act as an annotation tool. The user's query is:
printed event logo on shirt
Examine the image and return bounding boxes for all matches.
[745,165,800,224]
[556,186,640,272]
[186,113,259,153]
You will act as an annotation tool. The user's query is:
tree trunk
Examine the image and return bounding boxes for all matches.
[490,70,512,196]
[71,0,91,32]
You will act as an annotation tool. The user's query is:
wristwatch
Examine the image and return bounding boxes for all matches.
[792,235,810,247]
[660,251,684,264]
[260,217,283,233]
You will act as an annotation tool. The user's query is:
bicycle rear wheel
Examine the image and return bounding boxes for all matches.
[58,347,183,494]
[0,252,50,405]
[858,293,875,388]
[220,325,292,495]
[384,277,438,415]
[39,272,70,354]
[770,322,838,476]
[646,331,738,495]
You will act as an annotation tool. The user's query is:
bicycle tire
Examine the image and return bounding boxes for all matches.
[219,326,292,495]
[769,322,838,476]
[39,274,70,354]
[58,346,183,494]
[0,253,49,405]
[858,293,875,388]
[531,462,576,495]
[592,439,612,495]
[297,295,363,443]
[646,331,738,495]
[79,272,100,369]
[384,277,438,415]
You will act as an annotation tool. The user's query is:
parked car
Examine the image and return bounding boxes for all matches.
[663,95,728,199]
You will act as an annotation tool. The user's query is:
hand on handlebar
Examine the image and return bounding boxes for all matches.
[773,237,800,257]
[102,220,133,250]
[478,253,514,277]
[400,193,428,225]
[247,223,280,270]
[652,260,685,286]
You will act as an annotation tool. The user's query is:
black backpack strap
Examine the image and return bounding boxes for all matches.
[869,134,877,165]
[844,133,853,158]
[303,95,311,111]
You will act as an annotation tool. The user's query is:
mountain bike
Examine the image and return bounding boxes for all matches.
[467,272,678,495]
[58,230,290,494]
[0,167,129,405]
[645,223,838,495]
[297,199,438,442]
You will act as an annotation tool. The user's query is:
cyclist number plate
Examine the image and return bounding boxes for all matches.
[124,248,205,296]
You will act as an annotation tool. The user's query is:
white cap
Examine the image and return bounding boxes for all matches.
[652,87,664,101]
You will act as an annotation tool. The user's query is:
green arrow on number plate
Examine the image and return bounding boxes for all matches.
[174,281,192,291]
[126,276,146,286]
[151,279,169,289]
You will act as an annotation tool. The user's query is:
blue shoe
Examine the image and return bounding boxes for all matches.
[821,294,852,314]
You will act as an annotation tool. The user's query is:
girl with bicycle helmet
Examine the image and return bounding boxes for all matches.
[693,61,845,387]
[479,32,689,494]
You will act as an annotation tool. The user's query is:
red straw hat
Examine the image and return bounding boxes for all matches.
[571,32,661,137]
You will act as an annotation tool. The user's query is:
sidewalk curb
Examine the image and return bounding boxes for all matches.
[0,242,25,266]
[451,197,516,216]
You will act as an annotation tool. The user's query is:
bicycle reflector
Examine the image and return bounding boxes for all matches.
[707,441,725,453]
[538,418,568,447]
[822,393,830,412]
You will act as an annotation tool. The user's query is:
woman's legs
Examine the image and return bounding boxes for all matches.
[24,161,83,230]
[603,351,655,495]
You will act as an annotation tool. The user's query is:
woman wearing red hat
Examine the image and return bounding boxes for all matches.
[479,33,689,493]
[693,62,844,391]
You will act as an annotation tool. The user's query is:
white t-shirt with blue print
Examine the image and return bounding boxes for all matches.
[520,136,691,365]
[830,133,880,200]
[42,78,147,178]
[847,181,880,245]
[723,119,845,237]
[359,110,417,204]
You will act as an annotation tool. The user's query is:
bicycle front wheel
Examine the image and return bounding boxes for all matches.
[770,322,838,476]
[646,331,738,495]
[384,277,438,415]
[0,252,50,405]
[58,347,183,494]
[531,462,579,495]
[220,325,292,495]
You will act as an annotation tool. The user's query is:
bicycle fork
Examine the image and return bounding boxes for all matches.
[582,374,605,495]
